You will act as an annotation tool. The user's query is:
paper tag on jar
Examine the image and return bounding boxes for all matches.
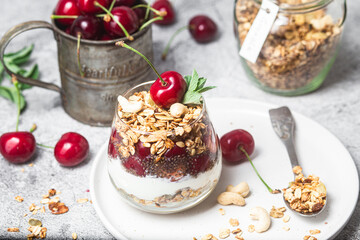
[239,0,279,63]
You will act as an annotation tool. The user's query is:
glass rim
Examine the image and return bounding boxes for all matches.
[115,80,207,135]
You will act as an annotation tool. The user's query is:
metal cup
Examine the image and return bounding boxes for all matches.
[0,18,153,126]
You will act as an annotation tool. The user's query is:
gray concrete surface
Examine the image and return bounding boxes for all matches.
[0,0,359,239]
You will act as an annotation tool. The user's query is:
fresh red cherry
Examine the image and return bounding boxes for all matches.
[114,0,136,7]
[189,15,217,43]
[54,0,81,27]
[100,34,113,40]
[123,155,145,176]
[150,71,187,108]
[135,141,150,159]
[78,0,110,14]
[220,129,254,163]
[164,145,186,158]
[70,15,103,40]
[54,132,89,167]
[189,153,210,175]
[152,0,175,25]
[0,132,36,164]
[103,6,139,38]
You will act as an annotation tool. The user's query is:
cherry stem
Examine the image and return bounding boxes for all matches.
[51,15,78,19]
[77,33,85,77]
[139,16,163,31]
[108,0,116,12]
[161,25,188,60]
[11,75,20,132]
[240,146,277,194]
[115,41,166,86]
[144,2,151,20]
[132,4,166,17]
[95,1,133,41]
[29,124,37,133]
[37,143,54,149]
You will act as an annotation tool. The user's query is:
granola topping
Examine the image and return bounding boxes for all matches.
[283,167,326,213]
[235,0,343,91]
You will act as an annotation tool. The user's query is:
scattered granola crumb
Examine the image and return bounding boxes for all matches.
[201,233,218,240]
[304,236,317,240]
[15,196,24,202]
[29,203,36,212]
[248,225,255,233]
[309,229,321,235]
[49,202,69,215]
[40,198,50,204]
[229,218,239,227]
[193,238,197,240]
[235,233,244,240]
[282,226,290,231]
[21,168,25,172]
[293,166,303,175]
[219,228,230,239]
[283,215,290,223]
[218,208,225,215]
[7,227,19,232]
[40,206,46,213]
[48,189,56,197]
[76,198,88,203]
[24,213,28,217]
[28,163,34,167]
[270,206,286,218]
[27,225,47,239]
[325,222,328,224]
[232,228,242,234]
[72,232,78,240]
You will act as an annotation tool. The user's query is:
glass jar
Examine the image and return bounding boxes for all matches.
[234,0,347,96]
[107,81,221,214]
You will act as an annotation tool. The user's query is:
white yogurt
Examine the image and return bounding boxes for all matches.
[108,157,222,200]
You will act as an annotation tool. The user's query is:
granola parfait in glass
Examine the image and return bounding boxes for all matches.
[107,42,220,214]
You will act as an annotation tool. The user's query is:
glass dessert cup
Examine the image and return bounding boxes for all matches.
[234,0,347,96]
[107,81,221,214]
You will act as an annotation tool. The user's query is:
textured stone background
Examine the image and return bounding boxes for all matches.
[0,0,359,239]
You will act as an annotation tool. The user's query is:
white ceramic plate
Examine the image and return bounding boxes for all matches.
[90,98,358,240]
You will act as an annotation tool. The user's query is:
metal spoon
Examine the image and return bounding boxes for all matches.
[269,106,327,217]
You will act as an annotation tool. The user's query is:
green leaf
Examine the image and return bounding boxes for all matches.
[197,77,207,89]
[183,91,202,105]
[0,62,4,84]
[184,75,191,87]
[19,64,39,90]
[188,69,199,92]
[0,85,26,110]
[4,45,34,65]
[197,86,216,93]
[5,62,26,75]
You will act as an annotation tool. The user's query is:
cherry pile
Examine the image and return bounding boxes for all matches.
[53,0,166,41]
[0,78,89,167]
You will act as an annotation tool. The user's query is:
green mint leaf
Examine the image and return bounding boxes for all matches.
[5,62,26,75]
[197,86,216,93]
[197,77,207,90]
[4,45,34,65]
[0,62,4,84]
[182,91,202,105]
[19,64,39,90]
[184,75,191,87]
[188,69,199,92]
[0,85,26,110]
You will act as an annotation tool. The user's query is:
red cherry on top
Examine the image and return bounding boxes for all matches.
[189,15,217,43]
[54,132,89,167]
[54,0,81,27]
[149,71,187,109]
[0,132,36,164]
[103,6,139,38]
[114,0,136,7]
[220,129,254,163]
[152,0,175,25]
[78,0,110,14]
[70,15,103,40]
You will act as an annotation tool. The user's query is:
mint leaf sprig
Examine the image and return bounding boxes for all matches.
[182,69,216,105]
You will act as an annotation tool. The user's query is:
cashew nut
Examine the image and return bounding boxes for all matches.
[169,103,188,118]
[226,182,250,197]
[217,192,245,206]
[118,96,143,113]
[249,207,271,233]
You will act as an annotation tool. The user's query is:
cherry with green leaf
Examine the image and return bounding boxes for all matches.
[0,77,36,164]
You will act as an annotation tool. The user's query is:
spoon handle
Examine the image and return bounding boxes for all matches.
[269,106,300,172]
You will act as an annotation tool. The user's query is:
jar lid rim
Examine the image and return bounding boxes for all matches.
[253,0,334,12]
